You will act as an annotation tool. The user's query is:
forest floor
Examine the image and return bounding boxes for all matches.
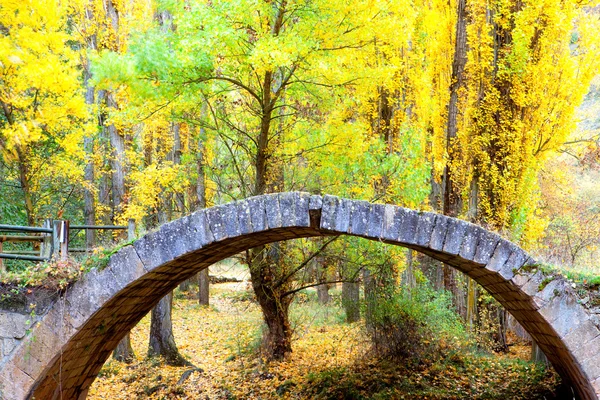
[88,265,563,400]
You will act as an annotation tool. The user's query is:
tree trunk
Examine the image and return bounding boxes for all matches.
[148,291,189,366]
[466,277,477,331]
[113,333,134,363]
[342,280,360,323]
[183,123,208,297]
[15,146,35,226]
[531,341,549,365]
[146,123,187,367]
[363,268,376,329]
[401,250,416,291]
[198,268,209,306]
[249,245,292,360]
[315,256,330,305]
[440,0,468,314]
[83,54,96,251]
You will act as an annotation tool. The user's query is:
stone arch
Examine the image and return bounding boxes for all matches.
[0,192,599,399]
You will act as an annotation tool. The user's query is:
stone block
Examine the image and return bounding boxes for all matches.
[0,363,34,399]
[442,218,469,255]
[234,199,253,235]
[205,205,227,241]
[539,294,591,339]
[186,210,215,249]
[582,357,600,387]
[265,193,282,229]
[429,215,449,252]
[398,209,419,244]
[367,203,385,238]
[486,239,514,272]
[309,194,323,210]
[334,198,351,233]
[381,204,402,242]
[65,269,119,323]
[320,195,338,231]
[520,270,546,297]
[133,225,178,272]
[348,200,370,237]
[498,247,528,281]
[571,328,600,361]
[414,212,437,247]
[534,278,565,307]
[2,338,17,356]
[0,312,31,339]
[247,196,268,232]
[279,192,296,228]
[222,203,241,238]
[473,230,501,265]
[457,224,479,260]
[295,192,311,227]
[105,245,146,292]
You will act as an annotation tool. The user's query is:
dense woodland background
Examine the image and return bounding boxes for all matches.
[1,0,600,397]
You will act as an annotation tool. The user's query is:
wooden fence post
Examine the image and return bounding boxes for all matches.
[52,220,61,260]
[127,219,136,241]
[40,219,53,260]
[60,220,69,260]
[0,241,4,273]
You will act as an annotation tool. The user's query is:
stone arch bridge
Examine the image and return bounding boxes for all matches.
[1,193,599,399]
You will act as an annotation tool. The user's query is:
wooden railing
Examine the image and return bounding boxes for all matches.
[0,220,134,271]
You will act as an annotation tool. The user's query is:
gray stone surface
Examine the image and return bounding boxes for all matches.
[334,198,351,233]
[265,194,282,229]
[442,219,469,255]
[398,208,418,244]
[415,212,437,246]
[382,205,402,242]
[429,215,449,251]
[0,313,31,339]
[206,205,227,241]
[247,196,267,232]
[235,199,253,235]
[349,200,370,236]
[319,195,337,231]
[294,192,311,227]
[367,203,385,238]
[309,194,323,210]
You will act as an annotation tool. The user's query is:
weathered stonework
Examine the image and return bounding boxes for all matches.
[0,192,599,399]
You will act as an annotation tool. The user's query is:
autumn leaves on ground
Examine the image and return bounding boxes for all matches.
[88,263,560,400]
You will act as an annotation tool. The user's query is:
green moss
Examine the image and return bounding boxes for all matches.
[81,239,136,272]
[538,276,555,292]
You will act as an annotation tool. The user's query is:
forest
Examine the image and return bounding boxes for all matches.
[1,0,600,398]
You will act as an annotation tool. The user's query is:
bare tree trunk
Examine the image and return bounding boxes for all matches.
[148,291,189,366]
[531,341,549,365]
[363,268,376,329]
[113,334,134,363]
[83,67,96,250]
[440,0,468,315]
[146,121,188,366]
[14,146,35,226]
[198,268,210,306]
[315,256,330,305]
[466,277,477,331]
[342,280,360,323]
[401,250,416,291]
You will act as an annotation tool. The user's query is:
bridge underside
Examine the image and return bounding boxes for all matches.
[0,193,599,400]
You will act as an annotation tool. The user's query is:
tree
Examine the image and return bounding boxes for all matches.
[0,0,88,226]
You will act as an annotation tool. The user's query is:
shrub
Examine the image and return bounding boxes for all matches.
[368,285,466,364]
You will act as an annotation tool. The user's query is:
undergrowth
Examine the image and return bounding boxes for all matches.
[89,284,562,400]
